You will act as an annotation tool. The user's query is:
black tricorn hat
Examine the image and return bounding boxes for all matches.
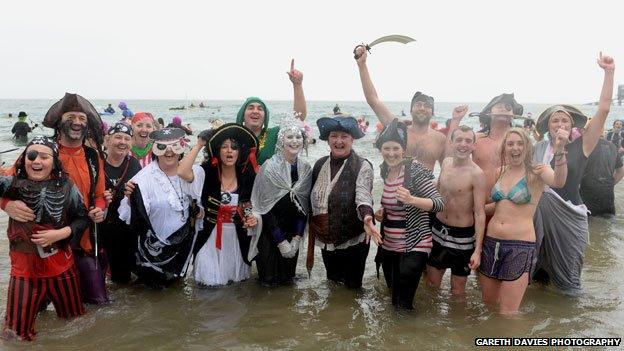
[207,123,259,159]
[480,93,523,116]
[375,118,408,150]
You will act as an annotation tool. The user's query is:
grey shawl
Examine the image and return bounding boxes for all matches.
[533,141,588,295]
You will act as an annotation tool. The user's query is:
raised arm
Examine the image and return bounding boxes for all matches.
[444,105,469,157]
[287,59,307,120]
[583,52,615,157]
[354,46,396,125]
[178,134,206,182]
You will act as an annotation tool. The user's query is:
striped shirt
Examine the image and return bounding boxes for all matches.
[403,161,444,252]
[381,173,408,252]
[380,162,444,253]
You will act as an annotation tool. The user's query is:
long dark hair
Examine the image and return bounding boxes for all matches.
[14,147,67,186]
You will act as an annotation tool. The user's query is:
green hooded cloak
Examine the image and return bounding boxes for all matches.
[236,97,279,165]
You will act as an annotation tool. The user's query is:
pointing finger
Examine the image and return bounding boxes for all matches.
[290,58,294,72]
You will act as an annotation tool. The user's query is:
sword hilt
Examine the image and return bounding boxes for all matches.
[353,44,371,60]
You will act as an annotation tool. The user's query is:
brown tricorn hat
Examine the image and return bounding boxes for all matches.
[43,93,103,146]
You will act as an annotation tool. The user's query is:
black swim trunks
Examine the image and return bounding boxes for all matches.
[427,214,475,277]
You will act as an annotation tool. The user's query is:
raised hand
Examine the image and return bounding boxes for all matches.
[354,44,368,65]
[553,128,570,151]
[287,59,303,85]
[597,51,615,71]
[452,105,469,121]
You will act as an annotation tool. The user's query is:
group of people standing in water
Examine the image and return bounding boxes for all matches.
[0,49,617,341]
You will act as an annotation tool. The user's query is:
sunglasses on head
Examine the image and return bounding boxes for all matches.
[26,150,54,161]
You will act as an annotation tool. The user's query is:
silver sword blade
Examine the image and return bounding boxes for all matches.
[368,34,416,48]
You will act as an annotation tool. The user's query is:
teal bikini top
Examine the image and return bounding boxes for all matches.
[491,176,532,205]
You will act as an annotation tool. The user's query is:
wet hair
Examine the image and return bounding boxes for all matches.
[450,125,476,142]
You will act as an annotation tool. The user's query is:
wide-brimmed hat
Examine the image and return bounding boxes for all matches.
[317,115,365,141]
[536,105,588,136]
[43,93,101,129]
[207,123,258,160]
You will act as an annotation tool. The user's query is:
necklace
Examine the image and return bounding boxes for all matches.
[221,175,237,192]
[166,175,186,221]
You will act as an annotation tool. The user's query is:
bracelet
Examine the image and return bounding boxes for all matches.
[553,150,567,158]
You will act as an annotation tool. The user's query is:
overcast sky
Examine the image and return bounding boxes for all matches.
[1,0,622,103]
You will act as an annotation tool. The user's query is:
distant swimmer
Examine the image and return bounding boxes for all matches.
[401,110,406,116]
[199,102,206,108]
[167,115,193,135]
[11,111,37,141]
[104,104,115,114]
[333,104,341,115]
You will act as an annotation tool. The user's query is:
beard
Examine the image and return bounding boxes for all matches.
[412,113,431,127]
[60,120,87,141]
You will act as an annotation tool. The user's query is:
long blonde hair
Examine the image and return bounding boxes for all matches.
[498,127,538,188]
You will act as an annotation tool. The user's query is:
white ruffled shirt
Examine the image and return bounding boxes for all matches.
[118,162,203,242]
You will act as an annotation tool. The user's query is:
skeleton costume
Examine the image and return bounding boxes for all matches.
[118,128,200,287]
[308,115,374,289]
[191,123,258,286]
[250,116,312,286]
[0,136,88,341]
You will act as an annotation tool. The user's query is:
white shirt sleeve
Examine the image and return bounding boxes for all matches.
[180,165,205,201]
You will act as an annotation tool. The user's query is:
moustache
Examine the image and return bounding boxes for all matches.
[60,120,87,140]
